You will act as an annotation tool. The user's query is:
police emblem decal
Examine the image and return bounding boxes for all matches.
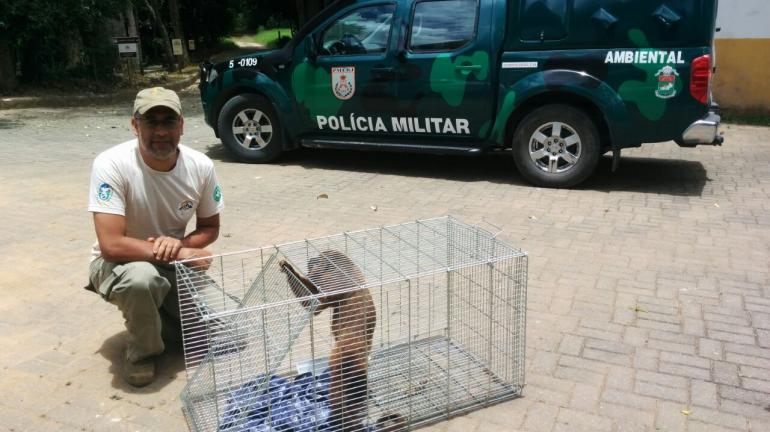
[654,65,680,99]
[331,66,355,100]
[97,182,113,201]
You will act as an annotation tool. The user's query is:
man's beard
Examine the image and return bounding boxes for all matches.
[147,140,178,160]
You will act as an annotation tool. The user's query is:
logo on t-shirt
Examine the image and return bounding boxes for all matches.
[177,200,195,217]
[213,185,222,202]
[97,182,113,201]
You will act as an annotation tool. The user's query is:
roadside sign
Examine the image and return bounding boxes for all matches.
[118,43,138,58]
[188,39,196,51]
[172,39,184,56]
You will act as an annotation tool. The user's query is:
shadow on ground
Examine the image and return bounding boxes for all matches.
[586,156,708,196]
[97,331,186,393]
[204,144,708,196]
[0,118,21,129]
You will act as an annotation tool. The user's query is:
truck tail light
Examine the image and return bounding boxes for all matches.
[690,55,711,105]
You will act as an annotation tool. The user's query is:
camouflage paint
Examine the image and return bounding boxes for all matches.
[291,62,343,119]
[429,51,489,107]
[618,29,683,121]
[489,90,517,143]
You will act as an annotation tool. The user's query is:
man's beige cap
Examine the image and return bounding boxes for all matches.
[133,87,182,115]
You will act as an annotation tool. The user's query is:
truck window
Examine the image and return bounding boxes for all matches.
[409,0,478,52]
[520,0,568,41]
[320,4,396,56]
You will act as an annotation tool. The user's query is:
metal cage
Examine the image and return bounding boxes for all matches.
[176,216,527,432]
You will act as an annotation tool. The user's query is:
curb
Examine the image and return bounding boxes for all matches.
[0,73,199,110]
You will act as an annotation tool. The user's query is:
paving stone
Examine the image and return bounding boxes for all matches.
[655,400,688,432]
[2,104,770,432]
[633,347,660,371]
[522,402,559,432]
[634,380,688,403]
[554,408,612,432]
[690,380,719,409]
[601,389,656,411]
[687,406,748,430]
[596,402,654,428]
[659,362,711,381]
[719,384,770,407]
[557,334,584,356]
[698,338,724,360]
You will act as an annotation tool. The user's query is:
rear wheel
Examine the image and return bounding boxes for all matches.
[217,94,283,163]
[512,104,600,188]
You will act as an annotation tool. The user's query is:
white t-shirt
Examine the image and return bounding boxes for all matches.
[88,139,224,258]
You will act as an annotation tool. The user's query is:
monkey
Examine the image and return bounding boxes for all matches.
[279,250,376,432]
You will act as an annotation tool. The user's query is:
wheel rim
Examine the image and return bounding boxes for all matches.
[231,108,273,150]
[528,121,582,174]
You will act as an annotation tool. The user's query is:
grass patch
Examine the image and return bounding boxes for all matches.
[721,110,770,127]
[252,27,293,48]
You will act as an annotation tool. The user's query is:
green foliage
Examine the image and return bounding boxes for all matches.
[235,0,297,30]
[0,0,303,87]
[1,0,127,82]
[253,27,294,48]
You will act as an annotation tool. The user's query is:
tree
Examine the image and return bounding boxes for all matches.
[141,0,177,71]
[0,0,128,91]
[0,32,16,93]
[167,0,190,69]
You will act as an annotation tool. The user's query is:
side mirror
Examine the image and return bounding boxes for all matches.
[305,35,318,63]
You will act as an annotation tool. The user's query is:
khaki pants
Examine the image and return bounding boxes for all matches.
[89,258,182,362]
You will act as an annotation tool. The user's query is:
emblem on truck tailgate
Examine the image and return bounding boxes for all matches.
[654,65,680,99]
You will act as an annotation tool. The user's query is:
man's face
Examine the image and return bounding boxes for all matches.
[131,106,184,161]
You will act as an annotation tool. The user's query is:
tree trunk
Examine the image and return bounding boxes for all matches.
[0,34,17,93]
[167,0,189,69]
[296,0,307,28]
[125,2,143,74]
[143,0,177,72]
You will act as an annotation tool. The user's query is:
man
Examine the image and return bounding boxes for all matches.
[87,87,224,387]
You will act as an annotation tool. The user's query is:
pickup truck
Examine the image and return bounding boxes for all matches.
[198,0,722,187]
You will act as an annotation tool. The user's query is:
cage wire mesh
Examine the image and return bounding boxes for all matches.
[176,216,527,432]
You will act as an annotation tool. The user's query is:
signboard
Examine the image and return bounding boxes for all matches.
[188,39,196,51]
[118,43,138,58]
[172,39,184,56]
[114,37,139,58]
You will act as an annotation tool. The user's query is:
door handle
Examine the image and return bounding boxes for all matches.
[372,67,396,81]
[455,64,482,75]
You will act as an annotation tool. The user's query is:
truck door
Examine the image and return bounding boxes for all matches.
[393,0,494,142]
[296,3,399,138]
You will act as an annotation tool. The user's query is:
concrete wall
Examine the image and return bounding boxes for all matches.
[713,0,770,112]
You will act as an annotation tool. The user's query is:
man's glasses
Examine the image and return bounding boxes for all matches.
[134,114,180,129]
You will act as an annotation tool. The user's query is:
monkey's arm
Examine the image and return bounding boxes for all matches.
[278,259,319,309]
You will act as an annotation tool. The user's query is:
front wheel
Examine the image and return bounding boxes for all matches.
[512,104,600,188]
[217,94,283,163]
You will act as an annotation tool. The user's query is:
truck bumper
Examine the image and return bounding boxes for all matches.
[677,110,723,147]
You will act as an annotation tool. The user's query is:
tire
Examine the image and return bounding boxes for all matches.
[217,94,283,163]
[512,104,600,188]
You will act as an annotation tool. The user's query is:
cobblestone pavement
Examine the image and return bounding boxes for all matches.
[1,89,769,431]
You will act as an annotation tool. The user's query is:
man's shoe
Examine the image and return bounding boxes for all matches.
[123,357,155,387]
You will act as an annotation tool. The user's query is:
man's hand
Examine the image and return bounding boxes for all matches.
[177,247,214,271]
[147,236,183,262]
